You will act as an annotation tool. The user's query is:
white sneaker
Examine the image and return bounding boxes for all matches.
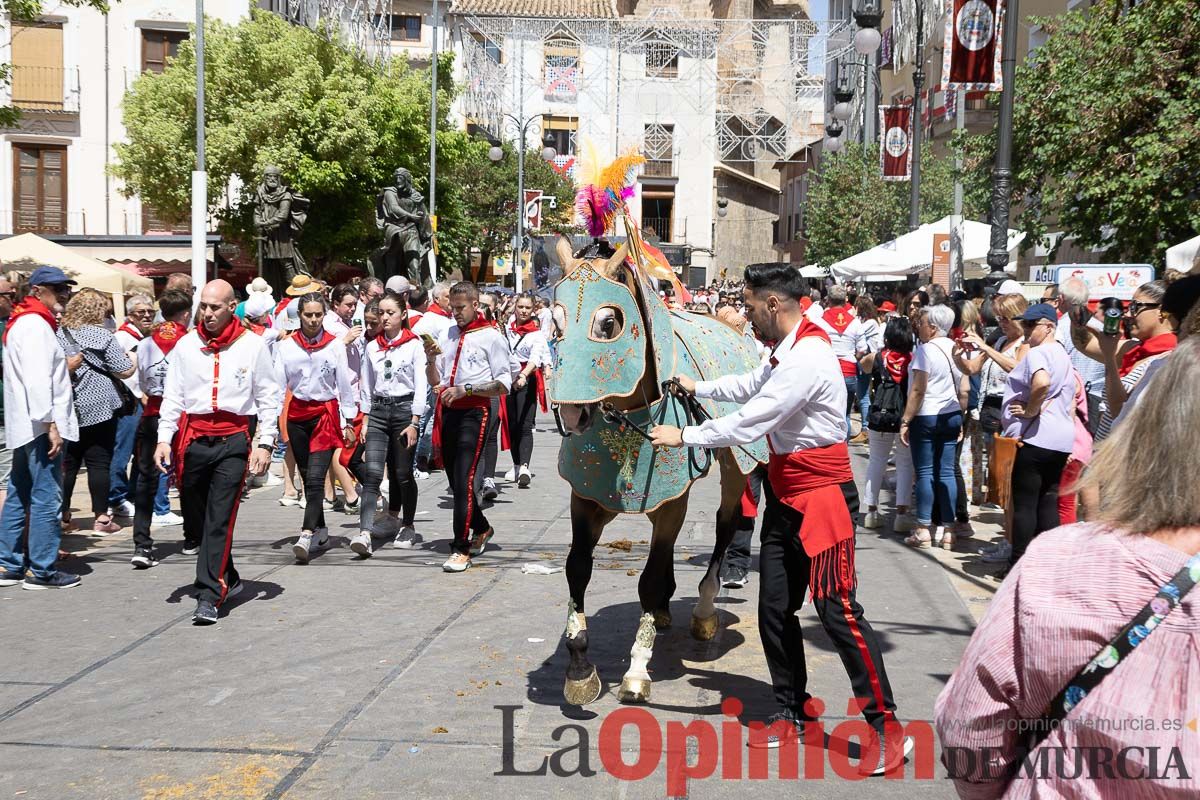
[394,526,420,549]
[111,500,135,519]
[152,511,184,527]
[443,552,471,572]
[263,471,283,487]
[373,516,401,536]
[413,469,430,481]
[350,531,374,558]
[518,465,532,488]
[293,532,313,563]
[862,510,881,529]
[503,466,517,482]
[893,513,917,533]
[279,494,303,507]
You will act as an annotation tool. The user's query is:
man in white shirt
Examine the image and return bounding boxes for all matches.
[651,263,908,776]
[430,282,512,573]
[154,280,281,624]
[0,267,80,590]
[812,285,871,441]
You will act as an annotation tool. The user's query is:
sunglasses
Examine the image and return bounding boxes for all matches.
[1127,301,1160,316]
[383,358,393,381]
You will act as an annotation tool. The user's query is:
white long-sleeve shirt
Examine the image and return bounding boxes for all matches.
[323,313,364,399]
[505,324,552,368]
[157,328,282,446]
[3,315,78,447]
[681,320,846,452]
[359,335,429,416]
[273,334,358,423]
[436,324,512,393]
[411,310,453,340]
[811,304,870,375]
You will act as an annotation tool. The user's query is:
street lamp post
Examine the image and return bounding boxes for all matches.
[985,0,1021,283]
[488,114,556,293]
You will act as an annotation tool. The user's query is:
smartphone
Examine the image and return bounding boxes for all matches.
[420,333,442,354]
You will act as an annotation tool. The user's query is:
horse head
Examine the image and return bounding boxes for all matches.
[548,236,655,435]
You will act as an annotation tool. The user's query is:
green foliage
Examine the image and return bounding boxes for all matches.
[0,0,109,127]
[803,141,987,267]
[1008,0,1200,264]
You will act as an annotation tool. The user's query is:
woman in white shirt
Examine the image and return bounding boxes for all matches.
[503,293,552,486]
[354,292,429,554]
[273,293,357,563]
[899,304,969,550]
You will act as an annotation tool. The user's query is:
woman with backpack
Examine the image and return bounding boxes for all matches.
[859,316,916,534]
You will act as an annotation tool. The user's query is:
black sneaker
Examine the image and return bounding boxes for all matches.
[722,566,749,589]
[0,568,24,587]
[747,711,806,750]
[131,549,159,570]
[341,498,360,515]
[193,598,218,625]
[22,571,82,590]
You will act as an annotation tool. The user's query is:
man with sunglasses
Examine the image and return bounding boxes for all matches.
[0,267,81,590]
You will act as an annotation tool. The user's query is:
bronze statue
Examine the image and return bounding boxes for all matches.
[372,167,432,285]
[254,165,310,294]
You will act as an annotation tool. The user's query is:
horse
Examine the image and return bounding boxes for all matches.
[547,236,768,705]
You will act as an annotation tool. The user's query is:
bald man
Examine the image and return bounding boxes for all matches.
[154,280,281,624]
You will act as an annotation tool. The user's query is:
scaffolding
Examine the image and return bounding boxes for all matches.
[265,0,394,66]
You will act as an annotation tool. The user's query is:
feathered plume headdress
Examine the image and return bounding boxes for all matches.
[574,139,645,238]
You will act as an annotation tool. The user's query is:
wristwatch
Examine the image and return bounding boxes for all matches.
[256,443,273,452]
[465,383,474,397]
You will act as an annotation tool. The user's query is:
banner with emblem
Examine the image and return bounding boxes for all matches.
[879,105,912,182]
[942,0,1004,91]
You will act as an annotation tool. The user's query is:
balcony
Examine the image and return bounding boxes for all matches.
[9,66,80,113]
[642,217,671,242]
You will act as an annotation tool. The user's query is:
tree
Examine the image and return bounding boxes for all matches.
[1,0,109,127]
[1007,0,1200,264]
[803,141,987,267]
[113,10,474,271]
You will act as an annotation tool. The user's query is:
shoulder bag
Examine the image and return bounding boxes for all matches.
[62,328,138,417]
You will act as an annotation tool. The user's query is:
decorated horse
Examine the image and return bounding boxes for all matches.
[547,149,767,706]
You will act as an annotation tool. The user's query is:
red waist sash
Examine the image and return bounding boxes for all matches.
[520,362,549,413]
[174,410,250,484]
[338,411,365,470]
[288,397,344,453]
[143,394,163,418]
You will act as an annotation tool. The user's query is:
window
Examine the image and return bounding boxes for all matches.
[641,196,674,242]
[13,143,67,234]
[142,201,188,234]
[142,28,187,73]
[542,115,576,157]
[471,32,502,64]
[543,36,579,103]
[643,124,674,177]
[645,41,679,79]
[10,21,64,111]
[383,14,421,42]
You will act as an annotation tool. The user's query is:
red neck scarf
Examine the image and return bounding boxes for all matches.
[459,313,492,335]
[293,329,336,352]
[821,304,853,335]
[881,349,912,384]
[770,317,830,367]
[151,321,187,356]
[118,320,145,340]
[246,321,267,337]
[1119,332,1176,377]
[510,318,539,337]
[197,317,245,353]
[375,328,417,351]
[407,311,423,328]
[273,298,292,316]
[3,296,57,345]
[427,303,451,318]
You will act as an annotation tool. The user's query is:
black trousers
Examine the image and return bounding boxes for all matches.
[132,415,162,550]
[286,417,335,533]
[477,396,501,491]
[181,432,249,605]
[1009,442,1069,564]
[358,397,417,531]
[63,417,118,517]
[506,379,538,467]
[758,479,897,731]
[725,464,766,574]
[442,406,491,555]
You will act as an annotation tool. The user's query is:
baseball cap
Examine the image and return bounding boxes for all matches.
[1016,303,1058,325]
[997,279,1023,296]
[29,266,77,287]
[880,300,897,312]
[385,275,412,294]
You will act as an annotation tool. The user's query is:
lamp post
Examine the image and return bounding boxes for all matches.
[985,0,1021,284]
[488,113,556,293]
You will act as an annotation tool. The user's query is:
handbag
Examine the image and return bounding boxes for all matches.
[1024,550,1200,750]
[62,328,138,417]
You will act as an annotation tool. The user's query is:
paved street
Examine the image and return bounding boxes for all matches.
[0,424,1004,799]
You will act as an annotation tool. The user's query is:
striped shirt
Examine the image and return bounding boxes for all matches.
[934,523,1199,799]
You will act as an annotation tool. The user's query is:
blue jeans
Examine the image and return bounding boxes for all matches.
[0,433,64,579]
[415,385,435,470]
[857,371,872,432]
[154,471,170,516]
[108,404,141,507]
[909,411,962,527]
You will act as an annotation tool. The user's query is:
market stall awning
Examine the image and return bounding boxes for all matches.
[1166,234,1200,274]
[829,217,1024,281]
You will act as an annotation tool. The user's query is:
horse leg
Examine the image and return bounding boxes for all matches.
[618,494,688,704]
[563,492,615,706]
[692,450,746,641]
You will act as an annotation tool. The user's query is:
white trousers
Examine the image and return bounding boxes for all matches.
[864,430,914,508]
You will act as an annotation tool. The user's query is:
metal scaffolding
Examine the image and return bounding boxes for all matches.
[266,0,394,65]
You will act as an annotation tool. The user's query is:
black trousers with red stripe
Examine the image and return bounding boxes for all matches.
[441,406,491,555]
[181,432,248,605]
[758,479,897,731]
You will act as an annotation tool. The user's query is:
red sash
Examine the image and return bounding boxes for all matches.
[293,329,336,352]
[520,362,549,412]
[1119,332,1176,378]
[2,296,57,345]
[198,317,245,353]
[174,410,250,485]
[288,397,344,452]
[338,412,366,470]
[376,329,417,351]
[273,298,291,316]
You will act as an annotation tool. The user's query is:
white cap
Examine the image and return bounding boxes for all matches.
[248,277,272,295]
[243,292,275,319]
[997,279,1023,296]
[284,301,302,330]
[385,275,412,294]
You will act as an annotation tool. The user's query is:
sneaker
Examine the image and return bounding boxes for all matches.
[481,479,499,501]
[394,526,420,549]
[892,513,917,533]
[722,566,749,589]
[747,712,807,750]
[341,498,360,515]
[849,431,869,445]
[312,527,329,549]
[193,598,218,625]
[373,516,401,536]
[93,517,122,535]
[981,541,1012,563]
[131,548,159,569]
[182,542,200,556]
[469,527,494,557]
[293,532,313,563]
[518,465,532,488]
[862,510,881,529]
[350,531,374,558]
[153,511,184,527]
[323,497,340,512]
[442,552,472,572]
[279,494,303,507]
[263,471,283,487]
[22,570,81,590]
[503,466,517,482]
[859,729,915,776]
[111,500,135,519]
[413,469,430,481]
[0,569,24,587]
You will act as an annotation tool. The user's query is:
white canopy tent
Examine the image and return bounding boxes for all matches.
[829,216,1025,282]
[1166,234,1200,274]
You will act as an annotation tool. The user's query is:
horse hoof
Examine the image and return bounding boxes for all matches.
[617,677,651,704]
[563,667,602,706]
[653,609,672,630]
[691,613,719,641]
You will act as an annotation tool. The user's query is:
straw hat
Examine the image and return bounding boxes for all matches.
[285,274,323,297]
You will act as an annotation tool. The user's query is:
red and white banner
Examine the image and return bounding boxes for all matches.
[879,105,913,182]
[942,0,1005,91]
[523,189,543,230]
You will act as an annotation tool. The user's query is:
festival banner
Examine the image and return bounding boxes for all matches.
[879,105,913,182]
[942,0,1005,91]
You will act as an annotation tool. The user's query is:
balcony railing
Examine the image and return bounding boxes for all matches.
[4,209,87,236]
[642,217,671,241]
[643,158,675,178]
[9,66,80,113]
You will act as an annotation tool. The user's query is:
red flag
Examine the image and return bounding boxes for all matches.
[879,105,913,182]
[942,0,1004,91]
